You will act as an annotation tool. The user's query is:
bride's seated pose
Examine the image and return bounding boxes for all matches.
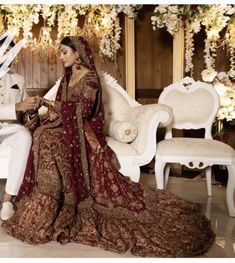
[2,35,215,257]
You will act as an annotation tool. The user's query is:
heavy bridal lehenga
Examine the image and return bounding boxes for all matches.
[2,36,215,257]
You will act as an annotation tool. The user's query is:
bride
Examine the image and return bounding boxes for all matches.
[2,35,215,257]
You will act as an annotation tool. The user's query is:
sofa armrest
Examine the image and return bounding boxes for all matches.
[124,104,172,128]
[123,104,172,163]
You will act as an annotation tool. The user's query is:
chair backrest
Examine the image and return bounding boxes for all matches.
[100,72,140,122]
[159,77,220,139]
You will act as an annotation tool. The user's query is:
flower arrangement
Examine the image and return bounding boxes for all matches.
[0,4,142,60]
[151,5,184,36]
[99,8,122,61]
[201,5,231,71]
[0,5,41,44]
[151,4,235,80]
[201,68,235,122]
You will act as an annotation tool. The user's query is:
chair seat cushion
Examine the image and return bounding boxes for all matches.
[106,136,138,156]
[156,138,235,157]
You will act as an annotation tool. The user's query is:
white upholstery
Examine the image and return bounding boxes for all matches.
[106,120,138,143]
[155,77,235,217]
[100,72,172,181]
[0,72,172,183]
[157,138,235,157]
[105,137,138,156]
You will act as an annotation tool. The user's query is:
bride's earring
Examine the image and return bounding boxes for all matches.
[75,56,81,70]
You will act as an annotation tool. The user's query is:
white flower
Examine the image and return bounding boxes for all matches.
[168,5,179,14]
[221,95,232,106]
[151,5,183,36]
[151,16,157,22]
[157,5,167,14]
[217,72,228,81]
[214,83,227,96]
[226,7,235,16]
[170,14,178,20]
[201,67,218,82]
[191,20,201,34]
[209,70,235,121]
[207,28,220,41]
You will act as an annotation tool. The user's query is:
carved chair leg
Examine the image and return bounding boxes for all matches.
[155,158,166,189]
[164,164,171,188]
[205,196,212,220]
[205,166,212,197]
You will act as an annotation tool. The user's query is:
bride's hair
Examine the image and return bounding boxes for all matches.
[60,36,76,52]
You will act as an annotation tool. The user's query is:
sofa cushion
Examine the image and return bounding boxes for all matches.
[106,120,138,143]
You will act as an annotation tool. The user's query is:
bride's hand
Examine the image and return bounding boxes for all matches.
[42,98,54,108]
[48,109,59,121]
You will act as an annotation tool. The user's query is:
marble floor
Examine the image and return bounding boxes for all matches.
[0,172,234,258]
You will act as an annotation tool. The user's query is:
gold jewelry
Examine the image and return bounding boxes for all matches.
[75,56,81,70]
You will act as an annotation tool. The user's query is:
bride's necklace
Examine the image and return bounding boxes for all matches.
[70,69,89,85]
[69,72,81,86]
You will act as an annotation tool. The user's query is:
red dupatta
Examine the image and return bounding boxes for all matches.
[56,36,104,204]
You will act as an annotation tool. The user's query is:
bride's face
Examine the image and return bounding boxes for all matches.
[59,44,77,68]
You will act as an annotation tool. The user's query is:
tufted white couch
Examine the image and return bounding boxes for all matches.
[0,72,172,182]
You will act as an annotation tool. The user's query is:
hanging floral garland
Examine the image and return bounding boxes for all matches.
[227,16,235,79]
[151,4,235,79]
[201,5,231,69]
[0,4,142,60]
[0,5,41,44]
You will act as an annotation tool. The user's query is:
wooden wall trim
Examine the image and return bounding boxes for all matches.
[136,88,163,98]
[172,21,185,174]
[173,20,184,82]
[125,16,135,99]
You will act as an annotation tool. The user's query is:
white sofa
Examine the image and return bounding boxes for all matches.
[0,72,172,182]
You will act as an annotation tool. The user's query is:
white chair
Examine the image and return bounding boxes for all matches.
[155,77,235,217]
[0,72,172,183]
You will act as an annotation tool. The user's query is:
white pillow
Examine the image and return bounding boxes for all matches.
[107,120,138,143]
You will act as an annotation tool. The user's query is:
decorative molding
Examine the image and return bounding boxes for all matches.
[125,16,135,99]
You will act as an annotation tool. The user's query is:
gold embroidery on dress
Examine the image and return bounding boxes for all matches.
[33,119,62,178]
[76,102,91,194]
[83,85,97,101]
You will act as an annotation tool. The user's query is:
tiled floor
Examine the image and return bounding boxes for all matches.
[0,172,234,258]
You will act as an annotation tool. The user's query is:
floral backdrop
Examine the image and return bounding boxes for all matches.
[151,4,235,123]
[0,4,234,123]
[0,4,142,60]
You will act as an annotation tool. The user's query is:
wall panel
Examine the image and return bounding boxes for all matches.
[135,5,173,103]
